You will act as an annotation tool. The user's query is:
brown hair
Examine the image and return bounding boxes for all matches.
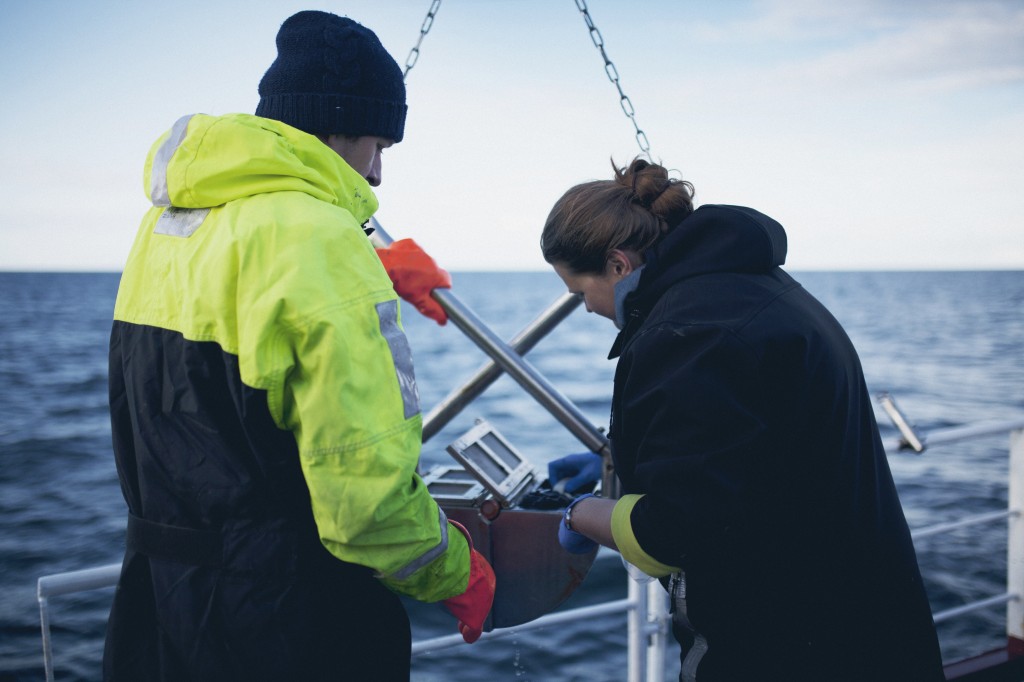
[540,157,695,274]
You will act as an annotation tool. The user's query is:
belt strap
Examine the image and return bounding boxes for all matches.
[126,513,223,567]
[668,571,709,682]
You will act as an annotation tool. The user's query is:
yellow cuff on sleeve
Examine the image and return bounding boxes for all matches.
[611,494,681,578]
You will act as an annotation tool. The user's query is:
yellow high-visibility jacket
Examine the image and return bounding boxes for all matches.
[105,113,467,679]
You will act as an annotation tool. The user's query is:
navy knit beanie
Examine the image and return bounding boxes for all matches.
[256,10,406,142]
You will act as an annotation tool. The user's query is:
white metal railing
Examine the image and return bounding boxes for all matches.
[37,563,122,681]
[36,419,1024,682]
[914,506,1021,626]
[409,558,671,682]
[911,509,1015,540]
[898,419,1024,630]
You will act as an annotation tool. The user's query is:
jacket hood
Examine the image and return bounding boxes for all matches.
[142,113,378,224]
[636,204,787,308]
[608,204,788,359]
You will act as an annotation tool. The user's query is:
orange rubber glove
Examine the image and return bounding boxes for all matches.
[442,520,496,643]
[375,238,452,325]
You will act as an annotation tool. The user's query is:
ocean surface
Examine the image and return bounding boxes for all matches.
[1,270,1023,681]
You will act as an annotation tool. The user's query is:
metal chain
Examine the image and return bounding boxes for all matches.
[574,0,652,159]
[402,0,650,157]
[403,0,442,80]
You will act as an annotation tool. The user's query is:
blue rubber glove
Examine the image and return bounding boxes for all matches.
[558,493,598,554]
[548,452,603,495]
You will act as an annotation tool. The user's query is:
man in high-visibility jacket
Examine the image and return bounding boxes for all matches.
[103,11,494,681]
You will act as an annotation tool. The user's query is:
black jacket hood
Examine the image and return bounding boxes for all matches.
[636,204,787,312]
[610,204,788,359]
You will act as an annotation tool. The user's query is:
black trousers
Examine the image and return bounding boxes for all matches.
[104,549,412,682]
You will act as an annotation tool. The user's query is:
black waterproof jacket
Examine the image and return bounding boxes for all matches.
[608,205,944,681]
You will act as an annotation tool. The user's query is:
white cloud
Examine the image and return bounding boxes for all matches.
[685,1,1024,92]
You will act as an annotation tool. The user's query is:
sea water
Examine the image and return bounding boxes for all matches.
[1,270,1022,681]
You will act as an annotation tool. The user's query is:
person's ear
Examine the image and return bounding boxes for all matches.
[606,249,636,278]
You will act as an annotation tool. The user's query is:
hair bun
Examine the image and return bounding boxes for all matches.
[619,158,694,229]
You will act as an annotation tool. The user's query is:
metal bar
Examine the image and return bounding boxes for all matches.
[39,597,53,682]
[432,279,609,451]
[926,420,1024,445]
[883,418,1024,453]
[422,292,582,442]
[933,592,1019,624]
[37,563,121,682]
[37,563,121,599]
[646,580,671,682]
[627,578,647,682]
[411,597,637,655]
[878,392,925,453]
[1008,429,1024,641]
[32,564,649,671]
[369,218,611,458]
[911,509,1018,540]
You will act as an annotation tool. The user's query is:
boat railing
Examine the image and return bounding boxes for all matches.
[913,509,1019,625]
[37,418,1024,682]
[899,420,1024,632]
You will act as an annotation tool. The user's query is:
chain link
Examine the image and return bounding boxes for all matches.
[403,0,442,80]
[574,0,652,159]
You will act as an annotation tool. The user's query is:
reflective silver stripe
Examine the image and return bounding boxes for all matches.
[153,207,210,238]
[150,114,195,207]
[376,299,420,419]
[391,507,449,580]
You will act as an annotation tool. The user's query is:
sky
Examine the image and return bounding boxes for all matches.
[0,0,1022,272]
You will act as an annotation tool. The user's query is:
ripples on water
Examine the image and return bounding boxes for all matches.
[1,270,1022,681]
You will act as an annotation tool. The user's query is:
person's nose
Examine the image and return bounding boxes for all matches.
[366,152,382,187]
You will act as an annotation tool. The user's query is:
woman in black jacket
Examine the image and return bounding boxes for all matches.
[542,158,944,681]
